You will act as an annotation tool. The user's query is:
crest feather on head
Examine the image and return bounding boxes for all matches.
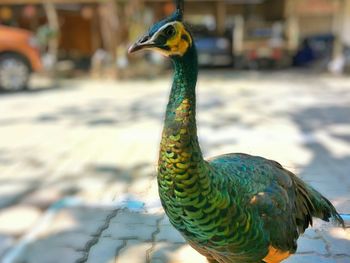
[174,0,184,20]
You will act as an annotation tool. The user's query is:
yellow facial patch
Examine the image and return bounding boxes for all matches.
[156,22,192,57]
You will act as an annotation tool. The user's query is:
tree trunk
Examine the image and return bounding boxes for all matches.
[43,1,60,70]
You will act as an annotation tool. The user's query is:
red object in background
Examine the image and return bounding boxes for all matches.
[163,2,175,16]
[248,50,257,60]
[81,6,94,20]
[273,49,282,60]
[0,25,42,72]
[22,5,37,19]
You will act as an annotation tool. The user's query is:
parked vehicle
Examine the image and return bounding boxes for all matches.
[195,35,233,67]
[192,25,233,67]
[234,21,292,69]
[293,34,334,67]
[344,46,350,73]
[0,25,42,91]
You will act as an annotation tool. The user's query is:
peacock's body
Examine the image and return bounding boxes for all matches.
[129,1,344,262]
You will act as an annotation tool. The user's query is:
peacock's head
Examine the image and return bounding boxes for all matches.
[128,0,192,58]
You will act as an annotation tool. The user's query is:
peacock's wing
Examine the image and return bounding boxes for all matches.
[208,153,343,254]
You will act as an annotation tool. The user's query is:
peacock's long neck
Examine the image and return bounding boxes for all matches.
[163,45,201,156]
[158,45,210,204]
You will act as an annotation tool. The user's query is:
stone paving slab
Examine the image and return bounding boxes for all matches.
[0,71,350,262]
[4,207,349,263]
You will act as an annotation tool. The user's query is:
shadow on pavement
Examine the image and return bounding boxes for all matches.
[292,105,350,210]
[1,207,198,263]
[0,83,70,97]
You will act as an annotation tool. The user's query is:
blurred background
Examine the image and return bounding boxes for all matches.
[0,0,349,263]
[0,0,350,83]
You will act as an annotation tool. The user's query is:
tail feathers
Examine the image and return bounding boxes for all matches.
[293,176,344,229]
[306,186,345,228]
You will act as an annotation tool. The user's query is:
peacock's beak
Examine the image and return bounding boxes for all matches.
[128,35,157,54]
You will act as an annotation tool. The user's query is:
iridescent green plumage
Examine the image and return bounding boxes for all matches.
[130,2,344,262]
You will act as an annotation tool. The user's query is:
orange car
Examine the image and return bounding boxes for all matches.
[0,25,42,91]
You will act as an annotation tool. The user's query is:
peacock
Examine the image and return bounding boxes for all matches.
[129,1,345,262]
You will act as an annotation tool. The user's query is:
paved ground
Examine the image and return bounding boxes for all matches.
[0,70,349,263]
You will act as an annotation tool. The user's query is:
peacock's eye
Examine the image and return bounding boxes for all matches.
[164,25,176,37]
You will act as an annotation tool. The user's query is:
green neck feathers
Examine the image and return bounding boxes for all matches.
[162,45,203,162]
[158,45,209,200]
[164,45,199,142]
